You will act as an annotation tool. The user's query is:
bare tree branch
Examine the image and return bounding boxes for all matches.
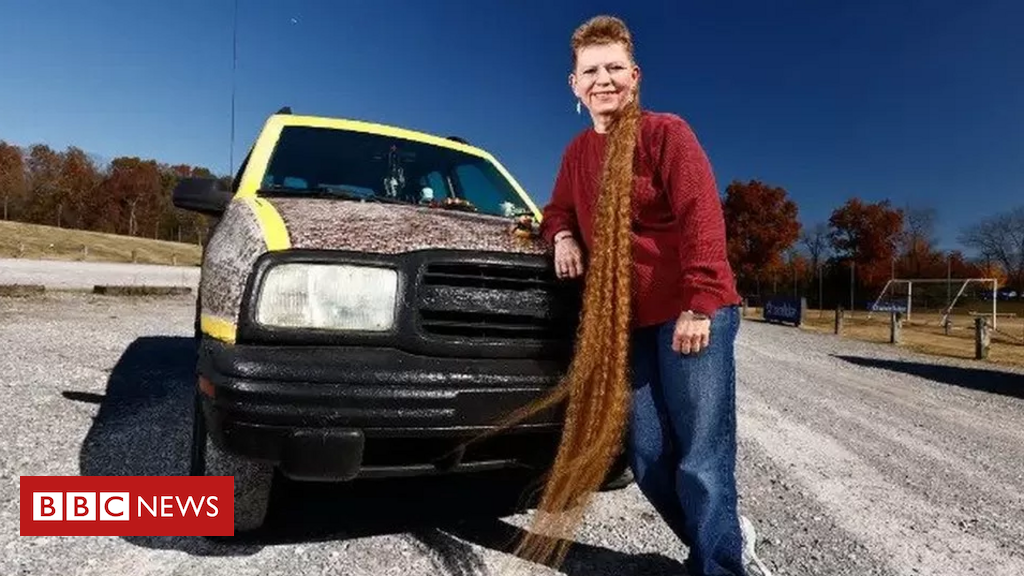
[959,205,1024,289]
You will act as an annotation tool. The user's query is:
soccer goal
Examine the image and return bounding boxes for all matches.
[867,278,999,329]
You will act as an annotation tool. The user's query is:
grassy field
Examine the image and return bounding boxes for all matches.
[746,301,1024,368]
[0,220,202,266]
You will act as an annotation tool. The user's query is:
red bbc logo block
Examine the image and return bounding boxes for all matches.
[21,476,235,536]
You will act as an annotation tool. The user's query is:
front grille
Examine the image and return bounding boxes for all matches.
[416,260,580,343]
[421,261,552,290]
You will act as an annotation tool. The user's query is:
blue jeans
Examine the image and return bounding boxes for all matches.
[627,305,745,576]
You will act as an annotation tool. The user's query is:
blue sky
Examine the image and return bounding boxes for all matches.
[2,0,1021,252]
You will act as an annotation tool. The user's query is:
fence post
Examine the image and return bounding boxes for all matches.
[975,317,990,360]
[944,317,952,336]
[741,297,748,319]
[890,311,902,344]
[834,306,844,335]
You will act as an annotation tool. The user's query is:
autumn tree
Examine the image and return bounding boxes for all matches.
[156,163,212,242]
[22,144,66,226]
[722,179,802,294]
[0,141,27,221]
[828,198,905,290]
[946,251,982,279]
[93,157,162,236]
[0,132,228,245]
[165,164,219,244]
[974,259,1010,289]
[958,205,1024,290]
[57,147,102,230]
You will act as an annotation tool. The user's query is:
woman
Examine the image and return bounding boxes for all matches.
[511,14,773,576]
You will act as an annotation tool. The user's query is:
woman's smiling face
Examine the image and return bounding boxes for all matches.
[571,41,640,119]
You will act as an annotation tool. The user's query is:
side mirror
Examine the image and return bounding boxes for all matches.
[172,177,233,217]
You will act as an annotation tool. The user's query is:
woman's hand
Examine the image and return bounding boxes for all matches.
[672,310,711,354]
[553,233,584,279]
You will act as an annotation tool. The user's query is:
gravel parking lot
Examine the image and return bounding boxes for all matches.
[0,258,199,291]
[2,289,1023,575]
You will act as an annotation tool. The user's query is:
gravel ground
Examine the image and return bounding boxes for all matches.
[0,258,199,290]
[2,291,1023,576]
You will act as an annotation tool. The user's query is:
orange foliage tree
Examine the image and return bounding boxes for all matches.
[94,157,163,237]
[722,179,802,294]
[57,147,103,230]
[0,137,222,245]
[828,198,905,292]
[974,259,1010,288]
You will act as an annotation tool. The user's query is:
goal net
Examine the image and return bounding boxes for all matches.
[867,278,1000,329]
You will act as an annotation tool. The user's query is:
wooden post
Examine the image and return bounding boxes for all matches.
[944,317,952,336]
[834,306,844,335]
[890,311,902,344]
[81,245,88,261]
[741,297,748,319]
[131,249,138,263]
[172,253,178,266]
[975,317,990,360]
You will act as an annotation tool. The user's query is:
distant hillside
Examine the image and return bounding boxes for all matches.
[0,220,202,266]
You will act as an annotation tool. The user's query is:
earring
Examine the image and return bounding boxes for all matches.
[576,100,581,114]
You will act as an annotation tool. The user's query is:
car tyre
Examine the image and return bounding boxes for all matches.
[600,452,635,491]
[190,390,274,534]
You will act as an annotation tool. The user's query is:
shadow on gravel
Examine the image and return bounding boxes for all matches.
[72,335,198,476]
[70,335,688,575]
[833,354,1024,399]
[231,474,688,576]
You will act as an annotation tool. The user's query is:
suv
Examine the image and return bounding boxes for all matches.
[173,108,631,533]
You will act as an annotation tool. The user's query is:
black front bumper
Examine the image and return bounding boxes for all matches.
[197,337,566,482]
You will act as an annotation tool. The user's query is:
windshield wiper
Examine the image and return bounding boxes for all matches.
[258,185,407,204]
[258,185,352,200]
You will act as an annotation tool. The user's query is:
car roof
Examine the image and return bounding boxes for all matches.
[265,109,493,160]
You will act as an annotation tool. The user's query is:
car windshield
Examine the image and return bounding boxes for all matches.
[258,125,532,218]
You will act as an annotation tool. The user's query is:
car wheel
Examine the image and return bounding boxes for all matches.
[190,390,274,534]
[600,453,635,491]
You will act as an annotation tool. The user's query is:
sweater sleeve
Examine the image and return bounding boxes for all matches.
[658,117,732,316]
[538,146,578,247]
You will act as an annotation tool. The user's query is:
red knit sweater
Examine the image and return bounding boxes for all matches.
[539,110,742,328]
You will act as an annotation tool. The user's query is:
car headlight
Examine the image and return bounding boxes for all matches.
[255,263,398,331]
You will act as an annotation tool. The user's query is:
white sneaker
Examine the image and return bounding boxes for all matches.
[740,515,774,576]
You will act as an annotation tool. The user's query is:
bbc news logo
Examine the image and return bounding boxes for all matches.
[21,476,234,536]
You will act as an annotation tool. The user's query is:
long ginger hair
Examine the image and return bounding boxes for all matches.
[481,15,644,571]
